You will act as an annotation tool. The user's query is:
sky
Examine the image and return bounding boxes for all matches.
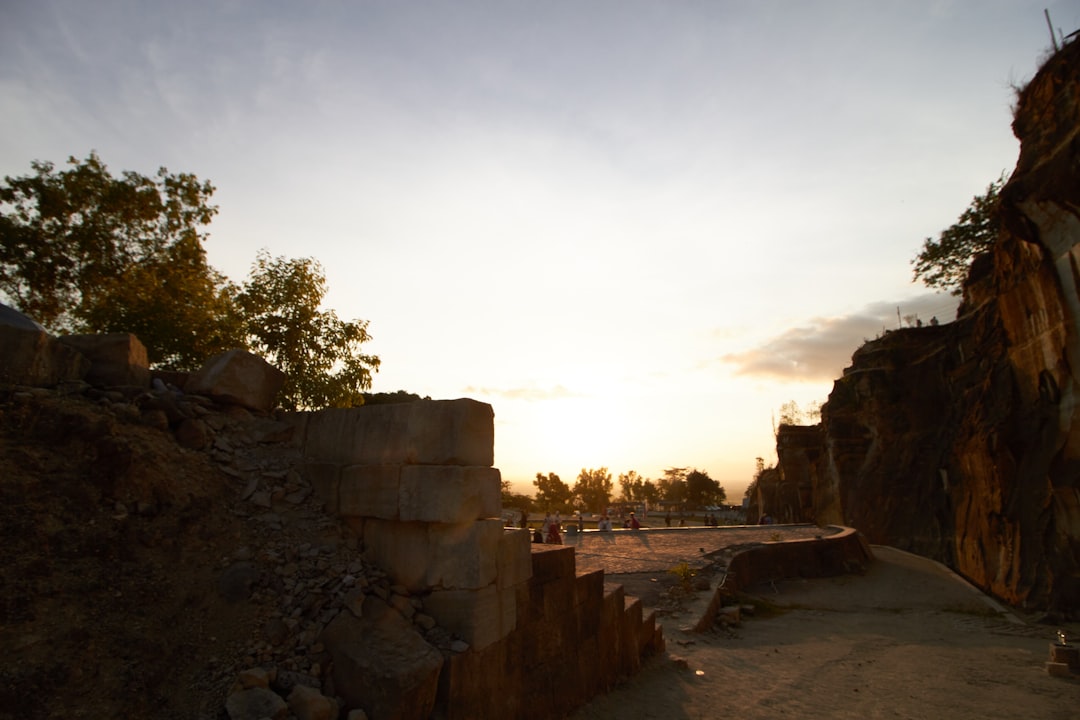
[2,0,1075,499]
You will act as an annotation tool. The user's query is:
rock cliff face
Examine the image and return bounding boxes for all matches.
[771,40,1080,615]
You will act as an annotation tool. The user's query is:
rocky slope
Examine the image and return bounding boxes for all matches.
[766,39,1080,616]
[0,384,460,719]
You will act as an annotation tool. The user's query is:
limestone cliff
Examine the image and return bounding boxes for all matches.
[770,39,1080,615]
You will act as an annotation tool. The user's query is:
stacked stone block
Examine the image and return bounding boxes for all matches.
[297,398,664,717]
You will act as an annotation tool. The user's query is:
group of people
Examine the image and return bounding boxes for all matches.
[530,510,644,541]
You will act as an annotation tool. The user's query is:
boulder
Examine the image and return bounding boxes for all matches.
[225,687,287,720]
[320,595,443,719]
[58,333,150,388]
[0,303,89,387]
[186,349,285,412]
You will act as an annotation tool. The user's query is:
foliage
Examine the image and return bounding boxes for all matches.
[657,467,688,503]
[685,469,726,508]
[573,467,614,513]
[80,234,246,369]
[0,153,383,406]
[668,561,696,592]
[777,400,822,426]
[362,390,431,405]
[237,251,380,411]
[501,480,533,517]
[618,470,645,503]
[0,152,235,366]
[533,472,573,512]
[911,177,1004,296]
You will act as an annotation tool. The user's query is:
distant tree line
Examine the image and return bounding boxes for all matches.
[0,152,381,410]
[526,466,727,514]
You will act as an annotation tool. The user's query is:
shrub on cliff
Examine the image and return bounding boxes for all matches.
[910,176,1004,296]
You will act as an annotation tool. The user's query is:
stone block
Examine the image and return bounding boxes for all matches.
[620,595,643,677]
[530,544,576,583]
[0,309,89,387]
[302,399,494,466]
[435,637,519,719]
[186,349,285,412]
[339,465,400,519]
[58,333,150,388]
[302,461,340,514]
[497,529,532,589]
[320,595,443,719]
[597,584,625,686]
[425,584,506,651]
[363,518,502,592]
[399,465,501,524]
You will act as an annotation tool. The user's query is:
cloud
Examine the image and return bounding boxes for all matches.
[463,384,582,402]
[721,293,959,381]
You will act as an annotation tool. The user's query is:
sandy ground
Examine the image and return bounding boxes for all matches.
[571,546,1079,720]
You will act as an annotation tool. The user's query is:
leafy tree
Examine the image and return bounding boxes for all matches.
[641,479,662,506]
[501,480,533,518]
[237,251,380,410]
[618,470,646,503]
[533,472,572,512]
[573,467,613,513]
[0,152,224,346]
[80,234,245,369]
[911,177,1004,296]
[777,400,822,426]
[685,469,726,508]
[657,467,688,503]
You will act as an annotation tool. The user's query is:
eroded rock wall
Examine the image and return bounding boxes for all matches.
[774,40,1080,614]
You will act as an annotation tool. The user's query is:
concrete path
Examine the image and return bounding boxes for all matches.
[562,524,839,574]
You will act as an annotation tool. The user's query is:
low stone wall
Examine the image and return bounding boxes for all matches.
[697,525,874,631]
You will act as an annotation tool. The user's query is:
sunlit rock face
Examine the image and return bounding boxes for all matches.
[775,40,1080,614]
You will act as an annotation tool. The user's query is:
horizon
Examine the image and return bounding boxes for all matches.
[3,1,1075,499]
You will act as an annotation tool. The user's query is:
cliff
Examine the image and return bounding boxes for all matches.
[770,39,1080,616]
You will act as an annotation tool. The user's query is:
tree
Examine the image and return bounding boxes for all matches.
[573,467,613,513]
[237,251,380,410]
[80,234,245,369]
[618,470,646,503]
[533,472,572,512]
[685,469,726,508]
[0,152,227,354]
[501,480,533,519]
[657,467,688,503]
[911,177,1004,296]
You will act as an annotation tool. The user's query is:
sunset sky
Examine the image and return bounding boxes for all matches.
[2,1,1073,498]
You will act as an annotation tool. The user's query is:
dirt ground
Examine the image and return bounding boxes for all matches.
[572,546,1079,720]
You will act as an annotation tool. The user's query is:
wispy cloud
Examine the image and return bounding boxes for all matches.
[720,294,958,381]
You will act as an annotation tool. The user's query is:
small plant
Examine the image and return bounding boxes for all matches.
[770,532,781,542]
[668,561,696,591]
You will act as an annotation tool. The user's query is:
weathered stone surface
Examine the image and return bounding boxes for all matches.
[174,417,210,450]
[399,465,501,523]
[362,518,502,592]
[496,528,533,589]
[425,584,506,651]
[0,304,89,387]
[339,465,400,519]
[225,687,287,720]
[765,42,1080,615]
[320,595,443,720]
[186,349,285,413]
[301,399,494,466]
[302,461,340,513]
[58,333,150,388]
[287,684,337,720]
